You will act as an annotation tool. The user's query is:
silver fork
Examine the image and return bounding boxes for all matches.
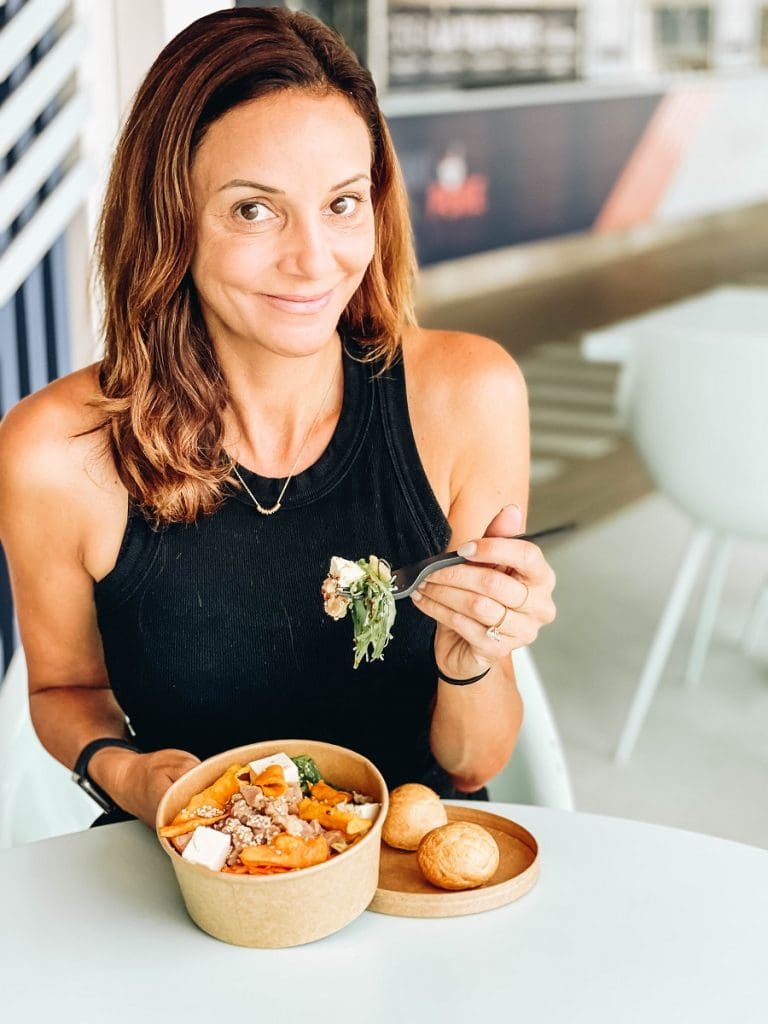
[389,521,576,599]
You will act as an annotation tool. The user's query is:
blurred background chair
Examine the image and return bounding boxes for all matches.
[0,647,95,849]
[613,327,768,762]
[488,647,575,810]
[743,577,768,655]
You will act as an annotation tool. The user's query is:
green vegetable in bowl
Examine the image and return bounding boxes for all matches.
[291,754,323,795]
[321,555,397,668]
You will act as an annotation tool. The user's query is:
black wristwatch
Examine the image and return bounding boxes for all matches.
[71,738,142,814]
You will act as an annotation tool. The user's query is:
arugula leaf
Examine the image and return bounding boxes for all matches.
[291,754,322,795]
[346,555,397,668]
[321,554,397,668]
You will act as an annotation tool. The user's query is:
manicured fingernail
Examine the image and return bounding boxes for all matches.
[411,589,422,602]
[457,542,477,557]
[504,503,521,513]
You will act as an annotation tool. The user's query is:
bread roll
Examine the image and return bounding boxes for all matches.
[381,783,447,851]
[417,821,499,890]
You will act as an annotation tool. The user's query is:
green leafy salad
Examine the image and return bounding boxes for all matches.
[321,555,397,668]
[290,754,322,795]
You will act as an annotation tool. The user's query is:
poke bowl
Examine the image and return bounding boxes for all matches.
[156,738,388,947]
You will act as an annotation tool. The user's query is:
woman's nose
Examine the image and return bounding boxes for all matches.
[277,215,336,279]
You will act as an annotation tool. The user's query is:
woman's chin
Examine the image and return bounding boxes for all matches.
[234,319,343,359]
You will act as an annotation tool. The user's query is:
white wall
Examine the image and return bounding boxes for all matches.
[658,75,768,221]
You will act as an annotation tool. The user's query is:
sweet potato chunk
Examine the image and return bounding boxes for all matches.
[190,764,245,810]
[239,833,330,871]
[159,764,244,837]
[298,798,372,837]
[310,780,351,805]
[159,813,226,839]
[249,763,288,797]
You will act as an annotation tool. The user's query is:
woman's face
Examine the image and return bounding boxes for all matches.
[190,89,376,359]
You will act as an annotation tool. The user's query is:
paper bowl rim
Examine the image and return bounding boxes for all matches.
[155,738,389,883]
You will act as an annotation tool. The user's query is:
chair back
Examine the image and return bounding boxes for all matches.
[622,327,768,539]
[0,648,95,848]
[487,647,575,810]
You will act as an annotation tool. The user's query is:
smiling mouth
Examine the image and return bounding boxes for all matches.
[262,290,334,314]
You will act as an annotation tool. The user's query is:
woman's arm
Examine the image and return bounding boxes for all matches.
[404,329,556,790]
[0,373,198,826]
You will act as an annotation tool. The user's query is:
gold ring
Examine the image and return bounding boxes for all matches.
[485,607,507,642]
[511,582,530,612]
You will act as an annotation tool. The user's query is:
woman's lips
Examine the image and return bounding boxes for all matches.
[261,289,333,314]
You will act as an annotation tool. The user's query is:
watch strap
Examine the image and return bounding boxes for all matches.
[72,737,142,813]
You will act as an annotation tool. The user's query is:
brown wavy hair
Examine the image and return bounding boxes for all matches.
[93,7,416,523]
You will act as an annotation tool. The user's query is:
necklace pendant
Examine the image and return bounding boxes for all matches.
[254,500,281,516]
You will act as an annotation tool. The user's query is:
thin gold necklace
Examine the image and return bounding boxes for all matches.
[231,359,340,516]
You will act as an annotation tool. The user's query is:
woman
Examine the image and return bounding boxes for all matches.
[0,8,555,827]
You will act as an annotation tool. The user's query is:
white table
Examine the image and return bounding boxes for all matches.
[2,803,767,1023]
[581,285,768,364]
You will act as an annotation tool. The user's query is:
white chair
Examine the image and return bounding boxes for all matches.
[487,647,575,810]
[613,327,768,762]
[0,647,96,848]
[743,578,768,655]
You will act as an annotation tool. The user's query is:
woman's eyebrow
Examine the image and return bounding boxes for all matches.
[217,174,371,194]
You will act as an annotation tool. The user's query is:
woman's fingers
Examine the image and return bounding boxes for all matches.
[416,561,538,614]
[413,587,509,664]
[415,581,542,647]
[417,577,526,626]
[457,537,555,587]
[412,529,558,674]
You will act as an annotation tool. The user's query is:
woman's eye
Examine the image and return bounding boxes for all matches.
[329,195,360,217]
[235,202,274,223]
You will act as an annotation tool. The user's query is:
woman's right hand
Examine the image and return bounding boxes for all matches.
[90,747,201,828]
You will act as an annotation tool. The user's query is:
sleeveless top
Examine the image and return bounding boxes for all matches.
[93,339,458,793]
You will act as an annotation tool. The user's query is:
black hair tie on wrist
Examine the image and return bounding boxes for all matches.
[430,641,491,686]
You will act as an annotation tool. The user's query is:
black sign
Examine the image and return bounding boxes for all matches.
[388,5,582,90]
[388,92,664,265]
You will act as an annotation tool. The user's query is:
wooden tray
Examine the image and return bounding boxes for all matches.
[368,805,539,918]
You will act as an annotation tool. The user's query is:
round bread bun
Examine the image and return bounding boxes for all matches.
[417,821,500,890]
[381,783,448,851]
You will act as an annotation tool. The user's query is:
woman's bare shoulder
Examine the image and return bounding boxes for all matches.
[400,327,529,522]
[0,363,103,446]
[402,326,526,419]
[0,366,129,584]
[0,364,113,495]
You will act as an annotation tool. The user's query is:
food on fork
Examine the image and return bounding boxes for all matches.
[381,783,448,851]
[417,821,499,891]
[159,753,380,875]
[321,555,397,667]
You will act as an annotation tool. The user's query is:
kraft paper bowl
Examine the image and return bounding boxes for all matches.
[156,738,388,948]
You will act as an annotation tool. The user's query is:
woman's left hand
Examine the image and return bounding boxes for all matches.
[412,504,557,680]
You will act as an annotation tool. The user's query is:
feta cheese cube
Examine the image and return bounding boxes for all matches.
[330,556,366,589]
[337,801,380,821]
[182,826,231,872]
[247,752,300,785]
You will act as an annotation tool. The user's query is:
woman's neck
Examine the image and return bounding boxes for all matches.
[218,334,344,477]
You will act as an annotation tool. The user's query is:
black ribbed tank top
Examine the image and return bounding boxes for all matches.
[94,340,455,792]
